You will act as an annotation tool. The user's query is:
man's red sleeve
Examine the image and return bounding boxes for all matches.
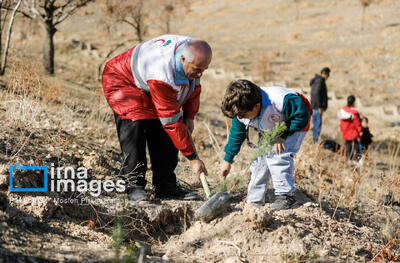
[182,85,201,120]
[148,80,196,157]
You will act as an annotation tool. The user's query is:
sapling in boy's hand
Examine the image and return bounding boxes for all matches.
[252,121,287,161]
[221,122,287,177]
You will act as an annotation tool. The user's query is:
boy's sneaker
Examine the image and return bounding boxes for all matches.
[155,184,200,200]
[127,186,148,202]
[271,195,296,211]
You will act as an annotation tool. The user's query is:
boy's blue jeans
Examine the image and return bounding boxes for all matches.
[247,131,307,203]
[312,109,322,143]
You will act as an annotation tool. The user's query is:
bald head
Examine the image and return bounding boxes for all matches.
[188,40,212,61]
[181,39,212,80]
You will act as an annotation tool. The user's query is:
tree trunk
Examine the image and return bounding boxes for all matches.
[1,0,21,75]
[0,0,3,58]
[42,22,55,74]
[166,13,171,33]
[136,26,143,42]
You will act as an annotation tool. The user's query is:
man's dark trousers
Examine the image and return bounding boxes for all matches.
[114,113,178,190]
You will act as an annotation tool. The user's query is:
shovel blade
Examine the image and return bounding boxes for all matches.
[195,192,232,222]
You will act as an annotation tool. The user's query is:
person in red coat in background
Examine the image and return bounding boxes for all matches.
[102,35,212,201]
[338,95,362,160]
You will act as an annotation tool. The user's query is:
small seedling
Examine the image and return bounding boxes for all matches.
[251,122,287,162]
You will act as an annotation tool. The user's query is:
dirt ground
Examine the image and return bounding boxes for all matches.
[1,0,400,262]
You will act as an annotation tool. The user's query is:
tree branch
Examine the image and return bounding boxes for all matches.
[53,0,92,26]
[120,18,136,28]
[2,1,32,20]
[53,0,72,22]
[21,0,44,21]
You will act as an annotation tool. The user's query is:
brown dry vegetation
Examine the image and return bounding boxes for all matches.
[0,0,400,262]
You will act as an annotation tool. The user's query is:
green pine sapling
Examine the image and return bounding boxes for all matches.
[251,121,287,162]
[217,122,287,194]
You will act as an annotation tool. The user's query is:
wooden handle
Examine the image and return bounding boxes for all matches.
[200,172,211,199]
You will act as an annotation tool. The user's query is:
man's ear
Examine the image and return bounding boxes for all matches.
[181,55,185,64]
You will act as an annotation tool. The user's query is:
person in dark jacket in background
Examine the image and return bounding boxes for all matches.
[310,67,330,143]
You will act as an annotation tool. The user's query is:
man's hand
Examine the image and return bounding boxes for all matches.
[318,108,323,115]
[274,138,286,155]
[184,118,194,135]
[220,160,232,177]
[190,158,207,180]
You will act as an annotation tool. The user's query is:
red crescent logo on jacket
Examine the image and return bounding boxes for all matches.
[269,114,281,123]
[153,39,165,45]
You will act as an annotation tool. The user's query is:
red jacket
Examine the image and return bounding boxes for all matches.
[338,106,362,141]
[102,45,201,157]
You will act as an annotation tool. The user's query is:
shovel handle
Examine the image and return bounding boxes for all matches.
[200,172,211,199]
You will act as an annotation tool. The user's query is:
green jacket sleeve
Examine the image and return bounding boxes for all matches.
[223,118,247,163]
[281,94,310,138]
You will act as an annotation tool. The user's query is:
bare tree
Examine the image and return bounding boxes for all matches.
[103,0,155,42]
[99,0,190,80]
[160,0,190,33]
[18,0,93,74]
[1,0,3,58]
[0,0,12,65]
[0,0,21,75]
[360,0,373,31]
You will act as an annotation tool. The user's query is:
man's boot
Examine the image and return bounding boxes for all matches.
[155,183,200,200]
[127,186,148,202]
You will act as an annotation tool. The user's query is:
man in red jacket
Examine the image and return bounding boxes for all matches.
[338,95,362,160]
[102,35,212,201]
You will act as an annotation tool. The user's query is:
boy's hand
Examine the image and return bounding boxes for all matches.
[190,158,207,180]
[221,160,232,177]
[274,138,286,155]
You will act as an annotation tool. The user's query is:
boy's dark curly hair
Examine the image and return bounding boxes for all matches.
[221,79,262,118]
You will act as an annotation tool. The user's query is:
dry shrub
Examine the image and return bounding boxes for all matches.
[7,60,44,97]
[296,138,400,220]
[6,60,64,104]
[3,60,46,128]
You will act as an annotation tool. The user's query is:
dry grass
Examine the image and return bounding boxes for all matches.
[295,137,400,256]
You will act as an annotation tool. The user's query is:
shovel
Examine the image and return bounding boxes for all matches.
[195,173,233,222]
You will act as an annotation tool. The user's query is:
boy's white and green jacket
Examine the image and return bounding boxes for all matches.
[223,86,311,163]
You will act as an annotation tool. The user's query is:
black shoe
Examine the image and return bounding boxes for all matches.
[127,186,148,202]
[155,184,200,200]
[271,195,296,211]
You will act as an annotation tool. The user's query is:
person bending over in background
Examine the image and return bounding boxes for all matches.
[338,95,362,160]
[310,67,330,143]
[102,35,212,201]
[220,79,311,210]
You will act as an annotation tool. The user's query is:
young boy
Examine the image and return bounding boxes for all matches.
[220,80,311,210]
[360,117,373,153]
